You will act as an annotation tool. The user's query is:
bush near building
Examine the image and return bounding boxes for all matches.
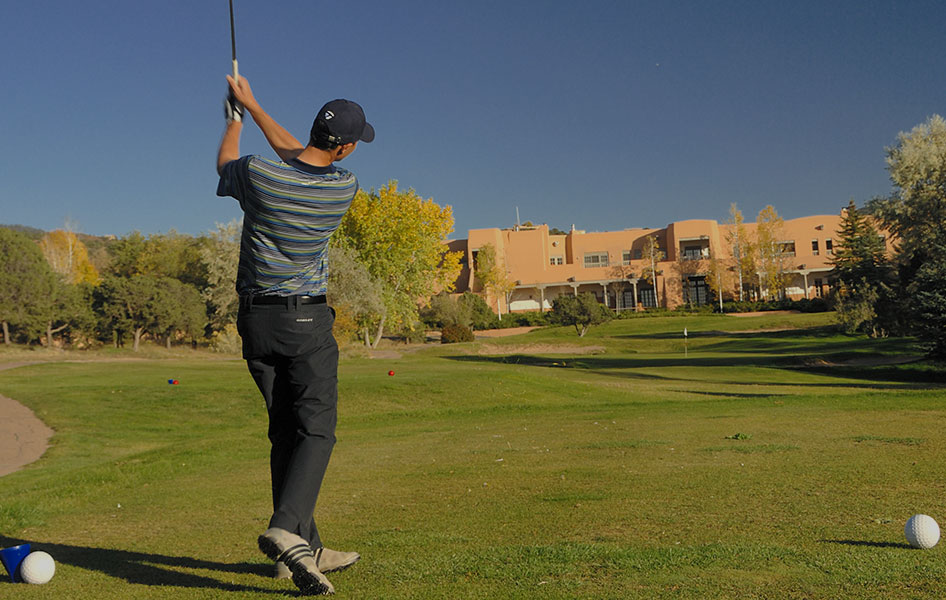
[441,324,474,343]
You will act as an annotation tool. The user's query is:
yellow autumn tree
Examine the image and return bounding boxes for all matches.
[334,181,462,347]
[40,230,100,285]
[724,203,755,301]
[474,243,515,319]
[640,233,662,307]
[754,205,788,300]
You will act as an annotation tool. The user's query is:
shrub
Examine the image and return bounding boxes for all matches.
[550,293,613,337]
[460,292,500,330]
[511,311,552,327]
[673,304,716,314]
[209,323,242,354]
[441,324,474,343]
[423,293,472,330]
[400,325,428,344]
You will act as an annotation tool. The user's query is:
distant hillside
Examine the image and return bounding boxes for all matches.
[0,224,45,240]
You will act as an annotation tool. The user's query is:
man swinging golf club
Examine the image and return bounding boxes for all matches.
[216,74,374,595]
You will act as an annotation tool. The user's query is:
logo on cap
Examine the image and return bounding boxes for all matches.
[324,110,335,120]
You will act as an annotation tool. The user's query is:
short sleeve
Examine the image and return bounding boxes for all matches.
[216,156,253,207]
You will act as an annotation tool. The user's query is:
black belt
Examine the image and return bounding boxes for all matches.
[243,295,327,306]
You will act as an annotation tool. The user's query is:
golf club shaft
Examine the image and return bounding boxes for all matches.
[229,0,239,82]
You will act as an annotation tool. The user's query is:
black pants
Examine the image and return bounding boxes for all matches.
[237,300,338,548]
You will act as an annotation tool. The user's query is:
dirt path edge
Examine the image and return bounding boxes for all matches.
[0,362,54,477]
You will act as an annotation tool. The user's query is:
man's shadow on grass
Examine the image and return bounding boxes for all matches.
[0,534,288,594]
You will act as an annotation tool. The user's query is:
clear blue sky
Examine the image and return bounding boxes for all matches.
[2,0,944,238]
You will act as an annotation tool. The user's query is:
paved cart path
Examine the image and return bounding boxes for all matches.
[0,362,54,477]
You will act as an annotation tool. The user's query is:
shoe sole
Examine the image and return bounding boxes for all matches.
[258,535,332,596]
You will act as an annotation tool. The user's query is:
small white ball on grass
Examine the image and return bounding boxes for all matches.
[905,514,940,549]
[19,550,55,584]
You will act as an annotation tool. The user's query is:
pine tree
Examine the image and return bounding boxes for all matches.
[831,200,888,290]
[830,200,893,336]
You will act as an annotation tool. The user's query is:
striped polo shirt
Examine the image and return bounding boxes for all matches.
[216,155,357,297]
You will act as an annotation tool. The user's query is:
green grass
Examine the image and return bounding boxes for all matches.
[1,313,945,598]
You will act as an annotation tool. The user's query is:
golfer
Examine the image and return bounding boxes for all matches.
[216,75,373,596]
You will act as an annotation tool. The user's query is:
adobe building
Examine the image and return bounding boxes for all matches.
[451,210,873,314]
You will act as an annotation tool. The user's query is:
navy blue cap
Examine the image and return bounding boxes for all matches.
[310,99,374,146]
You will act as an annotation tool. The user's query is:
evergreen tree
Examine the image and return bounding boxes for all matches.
[830,200,894,336]
[831,200,889,289]
[908,230,946,358]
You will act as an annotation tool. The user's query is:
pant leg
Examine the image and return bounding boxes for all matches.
[268,314,338,547]
[244,357,296,524]
[239,302,337,548]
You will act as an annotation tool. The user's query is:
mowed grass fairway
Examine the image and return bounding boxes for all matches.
[2,312,946,599]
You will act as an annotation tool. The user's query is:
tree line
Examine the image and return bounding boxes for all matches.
[0,180,461,351]
[832,115,946,357]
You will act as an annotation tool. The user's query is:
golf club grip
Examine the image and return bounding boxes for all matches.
[232,59,239,83]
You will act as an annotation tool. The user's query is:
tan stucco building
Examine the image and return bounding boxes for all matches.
[451,211,865,313]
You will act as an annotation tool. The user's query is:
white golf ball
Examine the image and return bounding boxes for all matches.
[905,514,940,549]
[19,550,55,584]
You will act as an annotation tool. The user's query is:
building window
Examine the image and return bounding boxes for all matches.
[825,239,833,255]
[778,241,796,257]
[814,278,823,297]
[633,249,643,260]
[682,246,704,261]
[622,289,636,309]
[583,252,609,268]
[811,239,819,255]
[622,250,632,266]
[639,287,657,308]
[549,256,563,265]
[683,276,709,306]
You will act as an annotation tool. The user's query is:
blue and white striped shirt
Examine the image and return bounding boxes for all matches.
[217,156,357,297]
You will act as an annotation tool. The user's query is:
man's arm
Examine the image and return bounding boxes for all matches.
[226,75,305,163]
[217,120,243,175]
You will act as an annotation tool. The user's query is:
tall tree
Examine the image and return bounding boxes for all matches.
[724,203,754,301]
[153,278,207,349]
[94,274,164,351]
[326,245,384,345]
[0,228,58,344]
[870,114,946,354]
[754,205,787,300]
[830,200,894,336]
[335,181,462,348]
[41,280,96,347]
[474,243,515,319]
[908,230,946,357]
[704,257,734,311]
[640,234,662,307]
[831,200,889,288]
[107,231,148,277]
[876,114,946,271]
[40,229,100,285]
[199,219,241,333]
